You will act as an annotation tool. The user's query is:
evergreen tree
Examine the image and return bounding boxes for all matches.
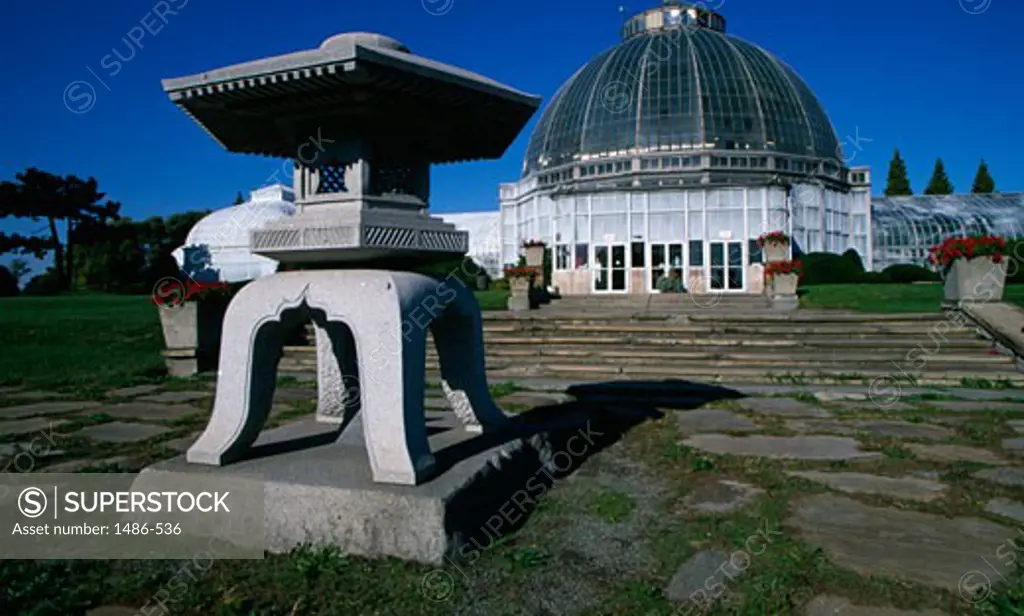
[971,159,996,193]
[884,149,913,196]
[924,158,954,195]
[233,191,246,205]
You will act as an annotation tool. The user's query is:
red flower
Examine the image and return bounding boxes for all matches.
[757,231,790,248]
[929,235,1005,268]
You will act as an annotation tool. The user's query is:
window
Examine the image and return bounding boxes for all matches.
[689,240,704,266]
[631,242,645,267]
[575,243,589,269]
[555,245,570,270]
[748,239,762,264]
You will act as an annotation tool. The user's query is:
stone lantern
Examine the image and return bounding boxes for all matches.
[156,31,540,487]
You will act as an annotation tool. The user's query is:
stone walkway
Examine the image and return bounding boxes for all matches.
[3,381,1024,614]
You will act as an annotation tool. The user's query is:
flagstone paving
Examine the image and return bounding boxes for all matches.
[1002,437,1024,457]
[984,498,1024,523]
[785,471,948,502]
[664,550,735,605]
[161,433,200,453]
[89,402,203,422]
[135,391,210,404]
[787,494,1017,592]
[926,400,1024,413]
[803,595,947,616]
[0,417,69,437]
[683,434,881,461]
[905,443,1009,465]
[818,400,916,412]
[6,380,1024,614]
[5,390,68,401]
[104,384,163,398]
[678,479,763,514]
[735,397,833,418]
[783,419,954,440]
[0,400,101,419]
[75,421,173,443]
[675,409,758,434]
[974,466,1024,487]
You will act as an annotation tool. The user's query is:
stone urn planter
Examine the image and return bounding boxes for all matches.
[943,257,1007,304]
[153,281,232,377]
[504,267,537,311]
[522,241,549,294]
[523,244,545,268]
[932,236,1008,306]
[758,231,790,264]
[764,260,802,311]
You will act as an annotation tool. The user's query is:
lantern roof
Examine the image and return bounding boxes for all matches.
[161,32,541,164]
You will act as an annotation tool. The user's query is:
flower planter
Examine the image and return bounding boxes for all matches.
[763,242,789,263]
[524,246,545,269]
[157,300,227,377]
[767,273,799,311]
[768,273,799,297]
[944,256,1007,304]
[504,268,537,311]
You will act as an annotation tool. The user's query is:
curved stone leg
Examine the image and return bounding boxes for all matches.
[428,278,509,432]
[188,270,506,486]
[315,323,360,424]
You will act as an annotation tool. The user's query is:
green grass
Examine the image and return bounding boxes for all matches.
[0,290,510,388]
[0,294,165,388]
[474,288,510,311]
[799,282,1024,313]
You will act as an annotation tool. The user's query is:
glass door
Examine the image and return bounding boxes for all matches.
[610,245,627,292]
[649,243,685,292]
[593,244,628,293]
[708,241,745,291]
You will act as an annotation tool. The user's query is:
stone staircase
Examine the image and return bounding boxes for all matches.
[279,296,1024,387]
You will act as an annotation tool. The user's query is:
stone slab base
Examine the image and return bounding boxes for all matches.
[137,406,641,564]
[507,295,531,311]
[769,294,800,311]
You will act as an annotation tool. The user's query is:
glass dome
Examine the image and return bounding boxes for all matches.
[523,1,841,179]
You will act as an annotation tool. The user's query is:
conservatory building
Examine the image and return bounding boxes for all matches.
[499,1,871,294]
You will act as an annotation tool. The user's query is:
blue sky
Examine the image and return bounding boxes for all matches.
[1,0,1021,275]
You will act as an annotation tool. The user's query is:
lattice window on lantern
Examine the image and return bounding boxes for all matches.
[373,166,415,195]
[315,165,348,194]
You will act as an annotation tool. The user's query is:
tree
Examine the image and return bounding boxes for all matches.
[971,159,996,194]
[0,168,121,291]
[884,149,913,196]
[924,158,954,195]
[233,191,246,205]
[8,258,31,285]
[0,265,18,297]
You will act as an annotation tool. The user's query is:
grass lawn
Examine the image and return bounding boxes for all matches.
[800,282,1024,313]
[0,290,511,388]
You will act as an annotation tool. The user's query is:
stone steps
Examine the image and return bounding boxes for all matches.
[282,302,1022,386]
[419,366,1024,387]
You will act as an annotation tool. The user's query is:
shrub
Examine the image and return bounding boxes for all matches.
[0,266,18,297]
[23,270,64,296]
[879,264,940,284]
[800,250,866,285]
[411,256,490,288]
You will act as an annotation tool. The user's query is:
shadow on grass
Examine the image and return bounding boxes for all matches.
[437,378,743,559]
